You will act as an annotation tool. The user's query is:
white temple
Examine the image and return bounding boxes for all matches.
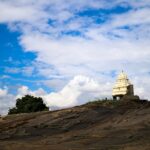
[112,71,134,100]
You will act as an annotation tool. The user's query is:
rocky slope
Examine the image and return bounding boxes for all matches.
[0,100,150,150]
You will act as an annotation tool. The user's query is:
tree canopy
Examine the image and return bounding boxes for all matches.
[8,95,49,115]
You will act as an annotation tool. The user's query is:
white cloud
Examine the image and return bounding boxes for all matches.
[16,86,47,98]
[0,88,7,97]
[133,75,150,99]
[0,88,16,115]
[43,75,110,108]
[0,0,48,23]
[19,28,150,80]
[4,66,34,76]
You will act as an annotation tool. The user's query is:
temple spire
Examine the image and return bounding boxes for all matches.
[112,71,134,100]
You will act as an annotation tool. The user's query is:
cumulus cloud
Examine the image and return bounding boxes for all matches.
[16,86,47,98]
[43,75,111,109]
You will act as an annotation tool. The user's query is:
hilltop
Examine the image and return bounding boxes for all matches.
[0,99,150,150]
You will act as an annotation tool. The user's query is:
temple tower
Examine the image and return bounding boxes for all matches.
[112,71,134,100]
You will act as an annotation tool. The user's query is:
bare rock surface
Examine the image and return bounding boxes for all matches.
[0,100,150,150]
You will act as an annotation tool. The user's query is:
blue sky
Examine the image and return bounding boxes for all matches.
[0,25,36,90]
[0,0,150,115]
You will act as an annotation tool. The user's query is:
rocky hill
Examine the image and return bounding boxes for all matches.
[0,99,150,150]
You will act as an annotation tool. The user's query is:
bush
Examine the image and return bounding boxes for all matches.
[8,95,49,115]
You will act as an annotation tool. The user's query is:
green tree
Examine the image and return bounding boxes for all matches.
[8,95,49,115]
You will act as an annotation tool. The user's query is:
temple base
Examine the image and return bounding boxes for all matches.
[113,95,140,101]
[113,95,123,100]
[121,95,140,101]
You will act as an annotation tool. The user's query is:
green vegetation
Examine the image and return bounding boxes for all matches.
[8,95,49,115]
[86,99,121,108]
